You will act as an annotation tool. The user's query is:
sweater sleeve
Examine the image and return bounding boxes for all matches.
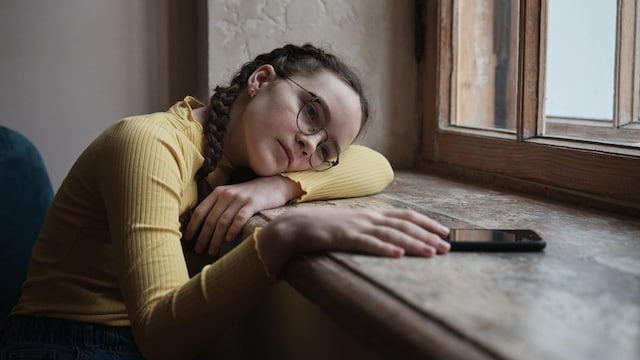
[137,232,274,359]
[98,121,274,359]
[281,144,394,202]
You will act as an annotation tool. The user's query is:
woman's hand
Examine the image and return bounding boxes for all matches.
[183,176,303,255]
[257,207,451,276]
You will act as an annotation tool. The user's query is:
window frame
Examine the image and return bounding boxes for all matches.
[420,0,640,214]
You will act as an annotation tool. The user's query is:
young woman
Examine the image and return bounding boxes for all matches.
[0,44,450,359]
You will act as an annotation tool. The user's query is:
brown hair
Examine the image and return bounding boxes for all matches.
[199,43,369,177]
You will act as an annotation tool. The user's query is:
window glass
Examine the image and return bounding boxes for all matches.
[544,0,616,121]
[543,0,639,147]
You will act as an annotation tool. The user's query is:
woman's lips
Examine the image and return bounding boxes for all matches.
[279,141,292,168]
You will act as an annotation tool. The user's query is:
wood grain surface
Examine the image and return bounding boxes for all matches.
[255,171,640,360]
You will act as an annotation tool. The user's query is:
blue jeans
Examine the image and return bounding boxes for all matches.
[0,315,144,359]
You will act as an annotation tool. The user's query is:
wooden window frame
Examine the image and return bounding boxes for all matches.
[420,0,640,214]
[614,0,640,128]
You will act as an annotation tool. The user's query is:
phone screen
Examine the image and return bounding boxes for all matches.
[445,229,545,251]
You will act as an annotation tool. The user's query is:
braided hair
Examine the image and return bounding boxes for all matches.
[199,43,369,177]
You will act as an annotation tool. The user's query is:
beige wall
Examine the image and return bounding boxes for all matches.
[0,0,416,190]
[207,0,419,169]
[0,0,175,189]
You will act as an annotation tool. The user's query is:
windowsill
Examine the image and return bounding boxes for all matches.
[417,156,640,217]
[186,170,640,358]
[250,170,640,359]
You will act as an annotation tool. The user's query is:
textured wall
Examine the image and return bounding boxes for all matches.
[207,0,418,169]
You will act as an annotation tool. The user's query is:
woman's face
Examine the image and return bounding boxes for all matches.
[227,65,363,176]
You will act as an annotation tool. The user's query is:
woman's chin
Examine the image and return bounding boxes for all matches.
[250,161,281,177]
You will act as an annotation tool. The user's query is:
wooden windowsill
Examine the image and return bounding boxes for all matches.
[249,170,640,360]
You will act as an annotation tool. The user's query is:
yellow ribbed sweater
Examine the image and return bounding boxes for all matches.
[12,97,393,359]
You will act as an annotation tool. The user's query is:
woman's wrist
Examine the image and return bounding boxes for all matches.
[256,220,297,277]
[274,175,304,204]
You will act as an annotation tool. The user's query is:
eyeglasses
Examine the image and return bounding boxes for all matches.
[285,76,340,171]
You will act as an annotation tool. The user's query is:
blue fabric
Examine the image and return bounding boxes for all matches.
[0,315,143,359]
[0,126,53,319]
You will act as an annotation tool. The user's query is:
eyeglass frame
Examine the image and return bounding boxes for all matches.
[283,76,341,171]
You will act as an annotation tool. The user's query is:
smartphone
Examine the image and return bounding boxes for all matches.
[445,229,546,252]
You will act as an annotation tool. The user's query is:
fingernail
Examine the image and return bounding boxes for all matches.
[392,247,405,257]
[386,244,404,257]
[422,245,436,257]
[440,241,451,252]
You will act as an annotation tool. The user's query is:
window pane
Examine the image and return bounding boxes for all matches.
[452,0,519,131]
[544,0,616,121]
[543,0,640,147]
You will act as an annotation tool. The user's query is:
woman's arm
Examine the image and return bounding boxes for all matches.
[98,121,445,359]
[184,145,394,255]
[281,144,394,202]
[98,120,277,359]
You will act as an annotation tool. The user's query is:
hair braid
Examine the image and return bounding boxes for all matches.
[198,82,240,177]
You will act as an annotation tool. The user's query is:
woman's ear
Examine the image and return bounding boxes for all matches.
[247,64,277,96]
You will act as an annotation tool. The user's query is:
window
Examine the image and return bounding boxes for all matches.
[421,0,640,213]
[543,0,639,147]
[452,0,519,132]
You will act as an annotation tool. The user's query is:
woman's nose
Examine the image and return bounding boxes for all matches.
[297,131,326,156]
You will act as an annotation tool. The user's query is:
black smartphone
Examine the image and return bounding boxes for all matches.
[445,229,546,252]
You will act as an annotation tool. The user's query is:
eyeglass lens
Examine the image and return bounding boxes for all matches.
[296,102,338,171]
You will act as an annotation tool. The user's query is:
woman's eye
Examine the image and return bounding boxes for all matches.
[317,142,337,161]
[304,103,318,123]
[318,144,330,160]
[299,100,325,134]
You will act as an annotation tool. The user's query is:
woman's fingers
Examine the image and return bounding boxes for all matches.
[183,196,215,241]
[381,208,450,237]
[364,225,441,256]
[197,197,244,255]
[193,200,224,254]
[277,207,450,257]
[367,209,451,254]
[223,206,255,242]
[340,232,406,257]
[184,177,300,255]
[258,208,451,277]
[193,193,256,256]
